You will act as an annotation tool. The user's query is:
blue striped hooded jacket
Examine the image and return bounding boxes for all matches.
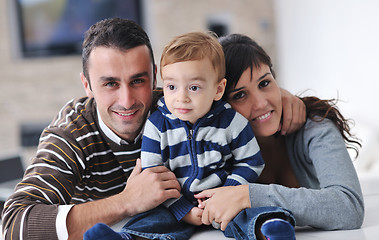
[141,97,264,220]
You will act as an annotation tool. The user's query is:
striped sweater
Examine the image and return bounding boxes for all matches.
[141,97,264,221]
[1,94,160,240]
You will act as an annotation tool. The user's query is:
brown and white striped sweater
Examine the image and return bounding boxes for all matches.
[1,94,160,240]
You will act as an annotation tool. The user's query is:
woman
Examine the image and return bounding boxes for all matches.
[195,34,364,231]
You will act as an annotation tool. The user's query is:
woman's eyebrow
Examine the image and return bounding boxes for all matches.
[228,86,245,93]
[228,72,272,94]
[257,72,272,82]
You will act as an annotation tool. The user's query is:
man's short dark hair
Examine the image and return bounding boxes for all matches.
[82,18,155,82]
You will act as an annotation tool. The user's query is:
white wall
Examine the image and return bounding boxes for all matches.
[274,0,379,171]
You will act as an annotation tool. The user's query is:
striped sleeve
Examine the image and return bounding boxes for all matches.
[140,117,165,169]
[2,99,102,240]
[1,97,142,239]
[140,111,194,221]
[1,127,85,240]
[224,111,265,186]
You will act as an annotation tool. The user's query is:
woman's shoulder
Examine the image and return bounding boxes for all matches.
[303,116,339,134]
[288,117,341,146]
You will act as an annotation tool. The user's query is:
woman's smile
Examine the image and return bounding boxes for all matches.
[253,111,273,122]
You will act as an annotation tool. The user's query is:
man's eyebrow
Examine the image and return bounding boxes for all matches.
[99,76,120,82]
[131,71,149,79]
[99,71,149,82]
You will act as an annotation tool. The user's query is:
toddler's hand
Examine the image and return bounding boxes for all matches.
[182,207,203,226]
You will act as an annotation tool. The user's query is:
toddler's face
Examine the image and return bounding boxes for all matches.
[162,58,225,124]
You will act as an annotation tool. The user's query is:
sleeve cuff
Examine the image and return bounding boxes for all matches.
[56,205,74,240]
[224,178,241,186]
[28,204,60,239]
[168,197,194,221]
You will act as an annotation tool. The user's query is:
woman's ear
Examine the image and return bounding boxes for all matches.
[214,78,227,101]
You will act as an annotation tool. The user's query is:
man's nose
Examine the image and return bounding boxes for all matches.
[119,86,136,109]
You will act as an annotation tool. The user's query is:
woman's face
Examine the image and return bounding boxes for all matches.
[226,64,282,137]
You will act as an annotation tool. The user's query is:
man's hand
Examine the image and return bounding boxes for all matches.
[121,158,181,216]
[194,185,250,231]
[280,88,306,135]
[182,207,204,226]
[67,159,180,240]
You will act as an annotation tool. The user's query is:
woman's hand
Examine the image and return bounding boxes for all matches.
[280,88,306,135]
[194,185,250,231]
[182,207,204,226]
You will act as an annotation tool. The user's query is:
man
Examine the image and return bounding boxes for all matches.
[1,18,305,240]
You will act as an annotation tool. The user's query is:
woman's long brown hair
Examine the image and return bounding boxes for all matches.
[220,33,361,157]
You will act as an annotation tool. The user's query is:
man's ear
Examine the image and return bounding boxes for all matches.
[214,78,227,101]
[152,63,157,89]
[80,72,94,98]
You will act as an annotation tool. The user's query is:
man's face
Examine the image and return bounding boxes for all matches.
[81,45,156,142]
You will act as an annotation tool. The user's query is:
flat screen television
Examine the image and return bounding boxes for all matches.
[15,0,142,57]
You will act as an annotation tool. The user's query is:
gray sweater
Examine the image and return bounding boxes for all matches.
[249,118,364,230]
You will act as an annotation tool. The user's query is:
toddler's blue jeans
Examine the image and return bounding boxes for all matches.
[120,205,295,240]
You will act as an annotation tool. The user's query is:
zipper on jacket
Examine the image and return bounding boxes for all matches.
[188,129,194,140]
[183,127,197,200]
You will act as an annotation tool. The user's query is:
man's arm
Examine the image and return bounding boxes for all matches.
[280,88,306,135]
[67,159,181,239]
[2,132,180,240]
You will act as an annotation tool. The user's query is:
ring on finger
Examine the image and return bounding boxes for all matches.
[212,220,221,229]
